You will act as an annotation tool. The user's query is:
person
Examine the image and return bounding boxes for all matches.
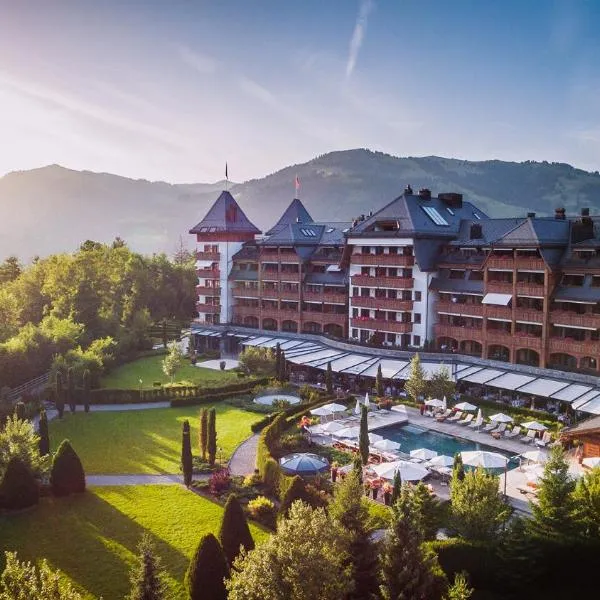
[419,403,425,416]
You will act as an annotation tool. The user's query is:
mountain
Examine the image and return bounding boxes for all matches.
[1,150,600,261]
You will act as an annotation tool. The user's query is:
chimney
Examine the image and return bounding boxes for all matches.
[418,188,432,200]
[470,223,482,239]
[555,207,566,220]
[581,207,590,217]
[404,184,413,195]
[527,212,536,218]
[438,192,464,208]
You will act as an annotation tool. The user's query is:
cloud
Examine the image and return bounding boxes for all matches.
[346,0,374,79]
[176,44,217,75]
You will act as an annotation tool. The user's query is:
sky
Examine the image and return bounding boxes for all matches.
[0,0,599,183]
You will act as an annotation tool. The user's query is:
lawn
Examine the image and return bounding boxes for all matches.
[100,355,240,389]
[49,405,262,474]
[0,485,268,599]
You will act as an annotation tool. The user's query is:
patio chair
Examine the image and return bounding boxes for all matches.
[447,411,464,422]
[504,426,522,439]
[468,418,482,429]
[436,409,452,421]
[534,431,552,448]
[458,414,474,426]
[520,430,537,444]
[482,421,498,432]
[490,423,507,436]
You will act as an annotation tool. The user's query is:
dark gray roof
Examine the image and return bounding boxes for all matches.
[305,271,348,285]
[553,283,600,303]
[190,191,261,235]
[232,245,259,261]
[414,239,445,271]
[260,222,346,248]
[493,217,570,247]
[349,192,488,238]
[451,218,526,246]
[228,270,259,282]
[266,198,314,235]
[429,276,484,295]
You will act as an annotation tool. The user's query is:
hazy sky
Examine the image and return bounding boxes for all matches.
[1,0,599,182]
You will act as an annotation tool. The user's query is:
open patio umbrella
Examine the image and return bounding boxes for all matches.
[311,406,333,417]
[410,448,438,461]
[521,421,548,431]
[426,454,454,468]
[319,421,345,434]
[582,456,600,468]
[373,438,401,451]
[368,432,384,443]
[371,460,430,482]
[454,401,477,412]
[321,402,347,413]
[336,426,361,439]
[364,393,370,409]
[521,450,548,463]
[354,398,361,415]
[279,453,329,476]
[460,450,508,469]
[425,398,444,408]
[489,413,513,423]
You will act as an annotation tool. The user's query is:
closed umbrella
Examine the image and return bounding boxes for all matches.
[442,396,448,411]
[582,456,600,468]
[521,421,548,432]
[454,401,477,412]
[364,393,370,409]
[426,454,454,468]
[460,450,508,469]
[354,398,361,415]
[410,448,438,461]
[425,398,444,408]
[311,406,333,417]
[371,460,429,482]
[336,426,361,439]
[521,450,548,463]
[279,453,329,476]
[474,408,483,426]
[373,439,401,451]
[489,413,513,423]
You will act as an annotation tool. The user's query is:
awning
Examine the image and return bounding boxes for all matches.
[578,397,600,415]
[288,349,344,365]
[279,339,307,350]
[462,368,506,384]
[555,324,598,331]
[328,354,373,373]
[485,372,535,390]
[342,357,379,375]
[242,336,276,346]
[550,384,592,403]
[193,329,221,337]
[482,293,512,306]
[572,390,600,410]
[517,378,570,397]
[360,359,408,379]
[457,366,484,379]
[259,338,291,348]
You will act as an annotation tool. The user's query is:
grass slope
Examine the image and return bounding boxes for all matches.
[100,355,239,389]
[0,486,268,599]
[49,406,261,474]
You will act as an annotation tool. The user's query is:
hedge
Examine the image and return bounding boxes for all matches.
[170,379,269,408]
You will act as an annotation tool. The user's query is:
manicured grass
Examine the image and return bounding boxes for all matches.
[0,485,268,599]
[49,405,262,474]
[100,355,239,389]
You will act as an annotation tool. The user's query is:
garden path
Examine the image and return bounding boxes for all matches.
[226,433,259,477]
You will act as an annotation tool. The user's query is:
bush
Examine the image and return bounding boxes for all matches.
[0,456,39,510]
[208,469,231,496]
[50,439,86,496]
[262,458,281,495]
[219,494,255,567]
[247,496,277,529]
[185,533,229,600]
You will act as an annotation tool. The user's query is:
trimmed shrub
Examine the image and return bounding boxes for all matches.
[247,496,277,529]
[50,439,86,496]
[207,408,217,466]
[279,475,313,517]
[182,420,193,487]
[219,494,255,567]
[0,456,39,510]
[185,533,229,600]
[82,369,91,413]
[38,409,50,456]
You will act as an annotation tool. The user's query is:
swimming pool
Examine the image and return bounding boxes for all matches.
[376,423,519,469]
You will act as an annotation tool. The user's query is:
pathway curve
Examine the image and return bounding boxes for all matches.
[228,433,259,477]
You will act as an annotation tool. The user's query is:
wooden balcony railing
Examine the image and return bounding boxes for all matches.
[485,305,513,320]
[549,338,600,357]
[350,318,412,334]
[514,309,544,323]
[196,285,221,296]
[352,296,413,311]
[487,256,546,270]
[512,334,543,350]
[232,287,260,298]
[303,312,347,325]
[196,303,220,314]
[234,305,261,317]
[486,281,513,294]
[196,251,220,261]
[303,291,347,303]
[197,268,220,279]
[436,301,484,317]
[350,254,415,266]
[351,275,414,289]
[515,283,545,296]
[550,311,600,329]
[434,324,483,340]
[484,330,514,345]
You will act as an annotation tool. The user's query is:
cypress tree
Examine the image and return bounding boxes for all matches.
[219,494,255,567]
[50,439,86,496]
[182,420,193,487]
[353,455,363,485]
[405,353,426,403]
[127,533,168,600]
[207,408,217,466]
[185,533,229,600]
[161,319,168,349]
[453,453,465,482]
[359,405,369,465]
[376,363,384,397]
[0,456,39,510]
[14,401,26,420]
[199,408,208,461]
[67,367,76,413]
[279,350,287,381]
[38,409,50,456]
[325,361,333,394]
[82,369,91,413]
[391,470,402,505]
[275,343,281,380]
[55,371,64,418]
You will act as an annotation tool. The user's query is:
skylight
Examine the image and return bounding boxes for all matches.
[421,205,449,226]
[473,212,481,220]
[327,228,335,233]
[300,228,317,237]
[446,207,455,216]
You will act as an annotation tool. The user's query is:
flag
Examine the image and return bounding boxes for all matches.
[225,162,228,180]
[295,175,300,192]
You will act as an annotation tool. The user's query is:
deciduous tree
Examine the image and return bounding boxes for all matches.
[427,366,455,402]
[0,414,45,480]
[162,341,183,383]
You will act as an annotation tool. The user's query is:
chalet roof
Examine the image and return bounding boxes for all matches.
[450,218,526,246]
[562,414,600,437]
[259,222,347,247]
[492,217,570,247]
[266,198,314,235]
[189,191,261,235]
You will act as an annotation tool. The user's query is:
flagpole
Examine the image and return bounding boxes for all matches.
[225,162,228,192]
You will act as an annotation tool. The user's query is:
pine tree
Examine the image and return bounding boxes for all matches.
[325,361,333,394]
[395,481,440,541]
[446,572,473,600]
[185,533,229,600]
[405,353,426,403]
[38,409,50,456]
[529,445,576,540]
[207,408,217,466]
[452,453,465,482]
[199,408,208,461]
[0,456,39,510]
[329,469,379,600]
[379,508,446,600]
[219,494,255,567]
[55,371,64,418]
[50,439,86,496]
[376,363,384,397]
[82,369,91,413]
[182,420,193,487]
[67,367,76,413]
[391,470,402,505]
[127,533,168,600]
[359,405,370,465]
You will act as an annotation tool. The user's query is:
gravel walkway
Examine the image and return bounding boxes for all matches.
[228,434,259,477]
[86,474,183,487]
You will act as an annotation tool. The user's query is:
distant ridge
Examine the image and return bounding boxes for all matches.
[1,150,599,261]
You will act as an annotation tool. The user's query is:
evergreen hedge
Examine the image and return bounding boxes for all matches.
[219,494,255,567]
[50,439,86,496]
[0,456,39,510]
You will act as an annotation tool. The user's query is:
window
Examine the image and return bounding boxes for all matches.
[421,205,449,226]
[414,291,422,302]
[413,335,421,346]
[414,313,421,324]
[352,328,358,338]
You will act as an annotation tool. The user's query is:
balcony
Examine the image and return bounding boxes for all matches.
[196,285,221,296]
[486,281,513,294]
[234,305,261,318]
[352,296,413,311]
[515,283,545,296]
[278,289,301,300]
[484,329,513,345]
[303,311,347,325]
[350,254,415,266]
[196,251,220,261]
[487,256,546,270]
[276,251,300,263]
[485,305,512,320]
[549,338,600,357]
[435,323,483,341]
[304,291,347,304]
[512,334,543,350]
[232,287,260,298]
[350,318,412,334]
[436,301,484,317]
[351,275,414,289]
[515,309,544,323]
[196,303,220,314]
[197,268,220,280]
[550,311,600,329]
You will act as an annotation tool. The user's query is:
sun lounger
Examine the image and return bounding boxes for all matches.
[457,414,474,426]
[436,409,452,421]
[504,426,521,439]
[447,411,464,422]
[482,422,497,432]
[535,431,552,447]
[490,423,507,437]
[520,430,537,444]
[468,419,483,429]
